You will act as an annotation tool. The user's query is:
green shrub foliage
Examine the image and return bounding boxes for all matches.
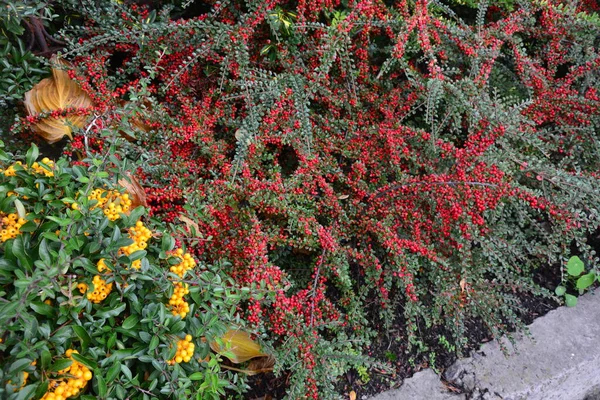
[0,143,254,399]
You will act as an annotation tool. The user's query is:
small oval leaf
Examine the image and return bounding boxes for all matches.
[122,315,139,330]
[554,285,566,296]
[565,294,578,307]
[576,273,596,290]
[567,256,584,276]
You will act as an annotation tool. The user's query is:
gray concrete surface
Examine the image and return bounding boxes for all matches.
[367,369,464,400]
[446,291,600,400]
[369,291,600,400]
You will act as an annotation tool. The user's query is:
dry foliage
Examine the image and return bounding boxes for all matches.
[118,172,148,208]
[24,56,93,143]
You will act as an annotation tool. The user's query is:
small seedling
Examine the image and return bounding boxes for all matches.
[555,256,598,307]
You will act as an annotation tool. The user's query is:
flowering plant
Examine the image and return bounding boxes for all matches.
[0,143,255,399]
[2,0,600,397]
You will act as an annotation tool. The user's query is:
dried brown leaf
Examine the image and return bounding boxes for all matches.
[210,329,267,364]
[118,172,148,208]
[246,355,275,374]
[178,215,200,234]
[24,56,93,143]
[118,100,152,142]
[221,355,275,376]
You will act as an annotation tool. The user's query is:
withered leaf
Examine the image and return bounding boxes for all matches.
[210,329,268,364]
[178,215,200,235]
[118,172,148,208]
[24,56,93,143]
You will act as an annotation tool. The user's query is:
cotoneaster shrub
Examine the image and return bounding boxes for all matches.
[0,142,263,399]
[4,0,600,398]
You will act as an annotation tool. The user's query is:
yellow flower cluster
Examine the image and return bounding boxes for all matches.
[81,274,113,304]
[168,282,190,319]
[31,158,55,177]
[1,213,26,242]
[165,248,196,318]
[41,349,92,400]
[85,189,132,221]
[1,158,54,177]
[1,161,22,176]
[167,334,195,365]
[120,221,152,269]
[169,248,197,278]
[77,221,150,304]
[97,258,110,272]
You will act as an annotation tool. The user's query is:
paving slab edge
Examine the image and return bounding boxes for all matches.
[367,290,600,400]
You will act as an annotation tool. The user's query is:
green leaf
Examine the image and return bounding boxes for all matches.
[96,303,126,319]
[46,216,73,227]
[576,273,596,290]
[15,384,37,400]
[25,144,39,167]
[34,380,49,399]
[554,285,566,296]
[128,250,147,262]
[30,302,56,317]
[567,256,584,276]
[49,358,73,372]
[189,372,204,380]
[127,206,146,224]
[139,331,151,343]
[14,198,26,219]
[38,239,51,264]
[121,364,133,381]
[72,352,98,370]
[12,235,32,271]
[18,221,37,233]
[161,234,175,252]
[89,240,101,254]
[73,325,92,348]
[10,358,33,373]
[565,294,578,307]
[122,315,139,330]
[106,361,121,382]
[41,350,52,369]
[149,335,159,351]
[170,320,186,334]
[96,373,108,398]
[116,384,126,399]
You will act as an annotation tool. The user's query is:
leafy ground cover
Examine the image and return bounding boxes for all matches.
[1,0,600,399]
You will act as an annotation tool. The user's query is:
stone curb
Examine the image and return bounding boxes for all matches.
[368,291,600,400]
